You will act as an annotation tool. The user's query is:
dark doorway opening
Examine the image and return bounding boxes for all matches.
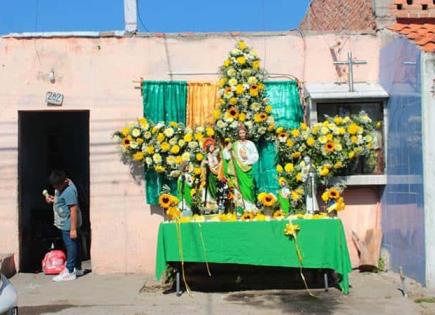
[18,111,90,272]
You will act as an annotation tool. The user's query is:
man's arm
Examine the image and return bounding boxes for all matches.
[69,204,79,239]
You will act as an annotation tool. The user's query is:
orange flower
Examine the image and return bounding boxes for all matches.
[325,141,335,153]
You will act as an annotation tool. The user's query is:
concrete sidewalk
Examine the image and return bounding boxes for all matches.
[10,270,435,315]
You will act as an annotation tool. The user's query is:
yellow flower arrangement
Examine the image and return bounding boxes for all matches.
[159,193,173,209]
[273,210,285,220]
[284,223,300,237]
[241,211,255,221]
[133,151,144,161]
[284,163,294,173]
[166,207,181,221]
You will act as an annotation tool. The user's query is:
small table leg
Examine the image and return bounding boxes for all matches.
[176,270,182,296]
[324,272,329,292]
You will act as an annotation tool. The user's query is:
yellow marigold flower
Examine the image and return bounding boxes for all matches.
[194,132,203,141]
[184,133,193,142]
[334,116,343,125]
[265,105,273,113]
[196,153,204,161]
[257,83,264,90]
[351,136,358,144]
[276,127,284,134]
[255,213,266,221]
[334,161,344,169]
[170,145,180,154]
[258,192,267,203]
[144,145,154,155]
[291,152,301,159]
[300,122,308,130]
[312,126,320,134]
[326,133,333,141]
[296,172,303,182]
[268,123,275,132]
[133,151,144,161]
[347,123,359,135]
[286,139,294,147]
[307,137,315,146]
[235,84,244,95]
[249,85,259,97]
[166,207,181,221]
[193,167,202,175]
[276,164,283,173]
[157,133,165,143]
[348,151,356,159]
[253,60,260,69]
[161,142,170,152]
[166,155,176,165]
[206,127,215,137]
[121,127,130,136]
[338,127,345,135]
[319,167,330,177]
[170,121,178,128]
[291,190,302,201]
[190,189,196,196]
[284,163,294,173]
[223,59,231,67]
[236,56,246,65]
[213,109,221,120]
[335,143,343,151]
[238,112,246,122]
[229,97,238,105]
[238,40,248,50]
[321,191,330,202]
[291,129,300,137]
[155,165,165,173]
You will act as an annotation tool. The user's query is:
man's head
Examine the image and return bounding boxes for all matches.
[49,170,68,190]
[238,124,248,140]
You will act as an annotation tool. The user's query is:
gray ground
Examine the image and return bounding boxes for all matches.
[10,269,435,315]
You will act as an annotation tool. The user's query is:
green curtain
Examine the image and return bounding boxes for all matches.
[254,81,303,195]
[265,81,304,129]
[142,81,187,204]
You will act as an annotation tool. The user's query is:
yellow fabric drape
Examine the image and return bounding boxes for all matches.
[186,82,219,128]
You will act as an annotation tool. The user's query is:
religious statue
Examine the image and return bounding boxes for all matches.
[177,161,194,217]
[222,124,259,213]
[302,156,319,214]
[201,138,221,211]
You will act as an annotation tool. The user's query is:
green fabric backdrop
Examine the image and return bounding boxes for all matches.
[142,81,187,204]
[253,81,303,195]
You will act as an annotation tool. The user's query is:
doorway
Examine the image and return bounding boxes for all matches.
[18,111,90,272]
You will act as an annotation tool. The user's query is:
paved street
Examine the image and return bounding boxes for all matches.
[10,270,435,315]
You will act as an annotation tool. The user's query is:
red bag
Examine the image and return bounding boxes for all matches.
[42,249,66,275]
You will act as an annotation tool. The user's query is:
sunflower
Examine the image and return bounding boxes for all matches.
[225,106,239,119]
[121,136,131,147]
[284,223,300,237]
[253,113,262,123]
[325,141,335,153]
[241,211,255,221]
[259,113,268,121]
[273,210,285,220]
[159,193,172,209]
[328,188,340,200]
[249,85,259,97]
[262,193,277,207]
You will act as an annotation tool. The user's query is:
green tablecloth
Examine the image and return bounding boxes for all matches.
[156,218,352,294]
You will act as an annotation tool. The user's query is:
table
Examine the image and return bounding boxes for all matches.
[156,218,352,294]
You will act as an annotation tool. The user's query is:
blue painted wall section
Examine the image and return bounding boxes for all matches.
[380,38,425,284]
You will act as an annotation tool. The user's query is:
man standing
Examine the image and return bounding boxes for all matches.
[45,170,83,281]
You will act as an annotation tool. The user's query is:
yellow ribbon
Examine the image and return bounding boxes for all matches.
[175,221,192,295]
[198,223,212,277]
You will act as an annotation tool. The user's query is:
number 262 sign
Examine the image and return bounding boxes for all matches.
[46,91,64,106]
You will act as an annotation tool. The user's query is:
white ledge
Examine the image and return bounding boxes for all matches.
[332,174,387,186]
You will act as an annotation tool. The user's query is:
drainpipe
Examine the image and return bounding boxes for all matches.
[124,0,138,33]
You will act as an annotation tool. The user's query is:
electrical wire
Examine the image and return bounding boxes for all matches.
[137,0,151,32]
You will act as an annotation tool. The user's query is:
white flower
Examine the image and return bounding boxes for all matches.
[228,78,238,86]
[230,121,239,128]
[153,153,162,163]
[196,126,204,133]
[245,121,253,129]
[155,122,165,130]
[243,83,250,90]
[258,127,266,134]
[113,134,122,142]
[182,152,191,161]
[164,128,174,138]
[250,102,260,111]
[169,137,178,145]
[145,157,153,165]
[217,120,226,128]
[185,127,193,134]
[227,68,236,77]
[242,69,251,77]
[320,127,329,135]
[178,139,186,147]
[231,48,241,56]
[188,141,198,149]
[248,76,257,85]
[129,141,138,149]
[144,131,152,139]
[131,128,141,137]
[169,170,181,178]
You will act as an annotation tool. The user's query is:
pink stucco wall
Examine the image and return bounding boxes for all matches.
[0,32,380,274]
